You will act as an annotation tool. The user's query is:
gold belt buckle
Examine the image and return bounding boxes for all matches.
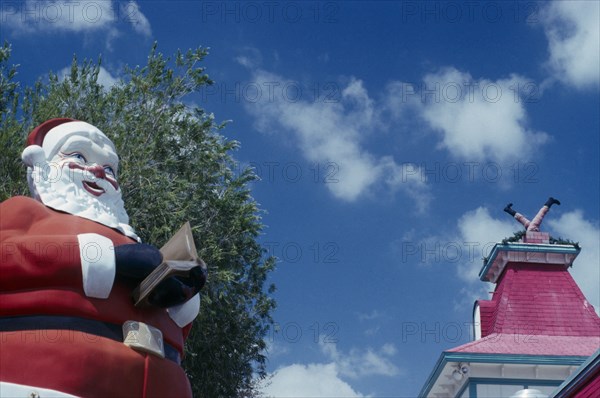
[122,320,165,358]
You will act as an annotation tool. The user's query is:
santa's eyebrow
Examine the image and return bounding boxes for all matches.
[59,138,95,157]
[60,139,119,170]
[60,139,91,151]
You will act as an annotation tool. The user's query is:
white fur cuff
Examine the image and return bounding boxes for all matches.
[77,233,116,298]
[167,294,200,327]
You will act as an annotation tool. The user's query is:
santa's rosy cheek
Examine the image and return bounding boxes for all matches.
[105,176,119,191]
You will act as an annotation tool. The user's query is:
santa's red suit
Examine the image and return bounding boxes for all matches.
[0,196,194,398]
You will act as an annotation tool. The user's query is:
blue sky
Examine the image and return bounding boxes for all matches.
[2,1,599,396]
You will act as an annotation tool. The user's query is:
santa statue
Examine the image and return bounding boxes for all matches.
[0,118,206,397]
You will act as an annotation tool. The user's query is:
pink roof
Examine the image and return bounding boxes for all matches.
[449,333,600,356]
[457,258,600,357]
[479,262,600,338]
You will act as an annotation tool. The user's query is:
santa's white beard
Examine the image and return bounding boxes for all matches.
[28,161,139,241]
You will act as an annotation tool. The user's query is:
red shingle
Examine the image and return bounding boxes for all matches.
[449,334,599,356]
[477,263,600,338]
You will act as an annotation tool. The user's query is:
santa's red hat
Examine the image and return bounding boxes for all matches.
[26,118,78,147]
[22,118,115,167]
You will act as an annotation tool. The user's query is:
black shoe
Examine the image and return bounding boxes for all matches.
[545,197,561,207]
[504,203,516,217]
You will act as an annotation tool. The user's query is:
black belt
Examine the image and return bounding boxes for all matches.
[0,315,181,364]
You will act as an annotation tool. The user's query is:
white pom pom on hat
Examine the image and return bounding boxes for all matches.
[22,118,78,166]
[21,145,46,167]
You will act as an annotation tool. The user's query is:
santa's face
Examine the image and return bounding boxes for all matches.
[26,122,139,240]
[52,134,120,198]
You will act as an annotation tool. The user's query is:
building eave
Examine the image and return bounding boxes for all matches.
[419,351,588,397]
[479,243,580,283]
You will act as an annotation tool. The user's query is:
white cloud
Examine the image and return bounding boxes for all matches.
[321,342,401,379]
[243,69,430,209]
[380,343,397,357]
[418,68,548,163]
[357,310,386,336]
[235,56,255,68]
[456,206,516,282]
[58,65,119,89]
[403,207,515,280]
[262,342,400,397]
[541,1,600,89]
[263,340,290,359]
[262,363,364,398]
[401,206,514,306]
[123,1,151,37]
[96,66,119,87]
[548,210,600,311]
[1,1,151,38]
[235,47,263,69]
[2,1,115,33]
[357,310,383,322]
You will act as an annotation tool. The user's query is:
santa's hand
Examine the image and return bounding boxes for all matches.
[148,266,207,308]
[114,243,163,280]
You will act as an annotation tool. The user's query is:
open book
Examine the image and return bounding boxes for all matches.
[132,222,206,307]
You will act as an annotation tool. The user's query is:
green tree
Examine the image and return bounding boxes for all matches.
[0,42,276,398]
[0,42,28,199]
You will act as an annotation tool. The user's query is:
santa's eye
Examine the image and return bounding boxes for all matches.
[66,152,86,163]
[104,166,116,177]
